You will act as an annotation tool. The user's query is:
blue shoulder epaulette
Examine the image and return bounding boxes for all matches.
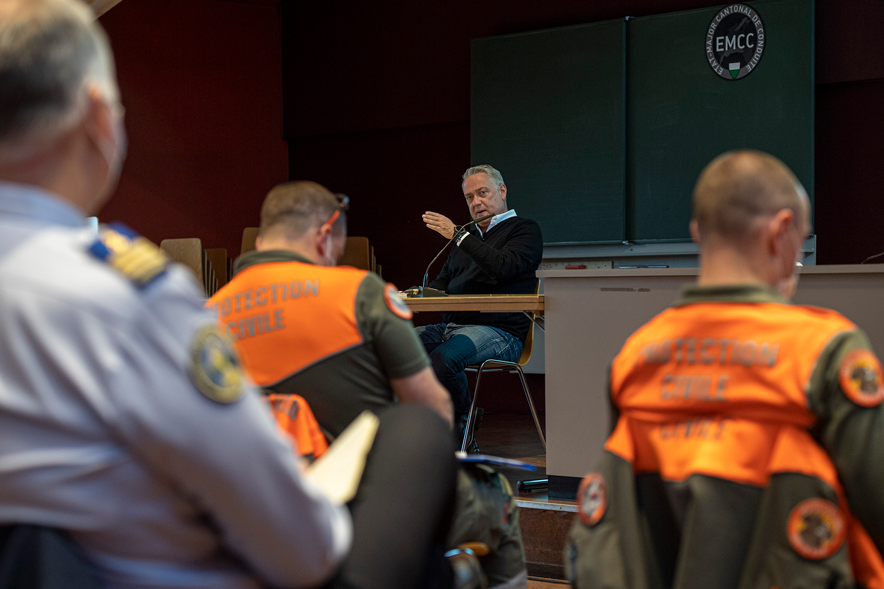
[88,222,170,288]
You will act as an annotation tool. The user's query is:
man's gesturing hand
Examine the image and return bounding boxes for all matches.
[422,211,458,240]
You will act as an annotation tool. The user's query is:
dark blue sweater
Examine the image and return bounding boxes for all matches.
[429,216,543,342]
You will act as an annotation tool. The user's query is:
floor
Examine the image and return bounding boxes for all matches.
[473,413,575,587]
[474,413,548,500]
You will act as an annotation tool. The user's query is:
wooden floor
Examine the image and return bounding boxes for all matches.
[475,413,576,587]
[475,413,546,495]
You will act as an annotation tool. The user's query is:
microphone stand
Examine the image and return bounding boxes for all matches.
[418,213,494,297]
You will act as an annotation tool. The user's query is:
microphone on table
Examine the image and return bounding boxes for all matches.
[417,213,495,297]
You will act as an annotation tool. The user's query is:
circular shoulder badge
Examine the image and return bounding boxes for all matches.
[384,283,413,320]
[189,325,244,404]
[787,498,845,560]
[577,473,607,526]
[705,4,765,80]
[838,349,884,407]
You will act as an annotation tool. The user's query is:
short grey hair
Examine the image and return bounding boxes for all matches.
[0,0,118,164]
[463,164,505,188]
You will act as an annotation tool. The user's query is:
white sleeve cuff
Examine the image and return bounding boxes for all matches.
[456,232,470,246]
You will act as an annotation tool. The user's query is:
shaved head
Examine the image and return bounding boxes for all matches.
[693,150,808,246]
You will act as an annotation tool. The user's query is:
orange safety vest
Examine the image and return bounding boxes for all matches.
[607,300,884,587]
[208,260,367,386]
[265,393,328,462]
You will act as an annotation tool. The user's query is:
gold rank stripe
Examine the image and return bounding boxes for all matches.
[108,238,169,284]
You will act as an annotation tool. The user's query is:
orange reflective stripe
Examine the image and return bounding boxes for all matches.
[609,416,848,489]
[767,426,842,491]
[628,418,774,486]
[208,261,366,385]
[604,417,635,463]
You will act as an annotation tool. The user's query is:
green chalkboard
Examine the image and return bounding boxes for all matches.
[471,0,814,245]
[471,20,626,245]
[628,0,814,241]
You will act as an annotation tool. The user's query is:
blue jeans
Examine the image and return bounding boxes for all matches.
[415,323,522,414]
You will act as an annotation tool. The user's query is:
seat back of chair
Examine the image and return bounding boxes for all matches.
[338,236,371,270]
[204,248,229,288]
[241,227,260,256]
[516,279,541,366]
[160,238,203,288]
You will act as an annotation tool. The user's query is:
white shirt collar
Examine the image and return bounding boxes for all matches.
[476,209,517,237]
[0,182,84,228]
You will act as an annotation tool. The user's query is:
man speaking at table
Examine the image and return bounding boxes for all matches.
[420,165,543,446]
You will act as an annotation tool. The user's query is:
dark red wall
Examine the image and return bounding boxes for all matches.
[96,0,287,256]
[92,0,883,416]
[283,0,884,286]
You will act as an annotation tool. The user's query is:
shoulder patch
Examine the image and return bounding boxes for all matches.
[189,325,244,404]
[88,222,169,288]
[839,349,884,407]
[577,473,607,526]
[787,498,845,560]
[384,283,413,320]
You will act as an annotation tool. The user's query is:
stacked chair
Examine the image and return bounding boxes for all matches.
[159,238,230,298]
[240,228,381,277]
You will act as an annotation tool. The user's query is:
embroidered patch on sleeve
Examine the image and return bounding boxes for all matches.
[189,325,244,404]
[384,283,413,320]
[839,349,884,407]
[577,473,607,526]
[87,222,169,288]
[787,498,845,560]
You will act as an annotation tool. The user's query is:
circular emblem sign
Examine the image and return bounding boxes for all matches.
[577,473,607,526]
[839,349,884,407]
[787,498,845,560]
[705,4,765,80]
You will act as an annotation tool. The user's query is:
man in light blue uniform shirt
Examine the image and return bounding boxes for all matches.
[0,1,352,587]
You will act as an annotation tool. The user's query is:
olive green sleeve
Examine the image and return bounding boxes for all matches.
[354,274,430,380]
[807,329,884,552]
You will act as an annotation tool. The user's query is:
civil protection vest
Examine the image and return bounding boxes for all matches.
[597,300,884,588]
[209,260,367,386]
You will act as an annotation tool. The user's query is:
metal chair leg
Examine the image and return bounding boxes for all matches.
[460,362,486,452]
[515,366,546,450]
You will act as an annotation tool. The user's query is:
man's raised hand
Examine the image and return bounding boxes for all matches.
[422,211,457,240]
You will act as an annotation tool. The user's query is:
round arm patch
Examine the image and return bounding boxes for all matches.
[384,283,413,320]
[839,349,884,407]
[577,473,607,526]
[787,498,845,560]
[189,325,244,403]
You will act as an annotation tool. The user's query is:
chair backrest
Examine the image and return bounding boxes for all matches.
[241,227,260,256]
[516,279,542,366]
[204,248,229,287]
[160,238,203,288]
[338,236,371,270]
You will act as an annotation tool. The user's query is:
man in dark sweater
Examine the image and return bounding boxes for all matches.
[420,165,543,445]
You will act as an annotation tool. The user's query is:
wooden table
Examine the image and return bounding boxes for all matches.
[402,294,544,313]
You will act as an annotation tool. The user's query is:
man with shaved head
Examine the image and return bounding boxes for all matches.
[0,1,353,587]
[567,151,884,588]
